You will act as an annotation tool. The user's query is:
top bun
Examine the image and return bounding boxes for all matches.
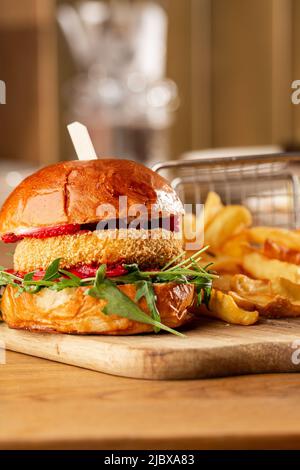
[0,159,183,235]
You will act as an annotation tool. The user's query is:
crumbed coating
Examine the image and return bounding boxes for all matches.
[14,229,183,271]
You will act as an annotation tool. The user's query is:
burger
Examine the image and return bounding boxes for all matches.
[0,159,213,336]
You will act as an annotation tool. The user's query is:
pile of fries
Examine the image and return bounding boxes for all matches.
[186,192,300,326]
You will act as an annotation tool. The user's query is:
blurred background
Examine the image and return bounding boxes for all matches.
[0,0,300,202]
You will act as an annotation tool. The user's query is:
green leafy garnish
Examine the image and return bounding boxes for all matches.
[203,285,212,308]
[58,269,81,283]
[87,269,184,337]
[135,280,161,333]
[196,287,203,307]
[23,272,35,282]
[43,258,61,281]
[95,264,106,287]
[0,270,23,287]
[112,264,151,284]
[0,247,216,336]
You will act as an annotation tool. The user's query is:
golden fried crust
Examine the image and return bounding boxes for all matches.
[1,283,195,335]
[0,159,183,235]
[14,229,183,271]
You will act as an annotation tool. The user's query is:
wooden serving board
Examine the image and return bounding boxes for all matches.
[1,318,300,380]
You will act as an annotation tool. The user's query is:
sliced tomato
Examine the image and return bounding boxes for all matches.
[2,234,22,244]
[32,270,46,281]
[106,264,128,277]
[1,216,180,244]
[2,224,81,243]
[68,264,128,279]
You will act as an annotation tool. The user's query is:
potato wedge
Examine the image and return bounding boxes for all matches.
[242,252,300,283]
[204,191,224,228]
[232,291,300,318]
[205,205,252,252]
[199,254,242,274]
[248,227,300,251]
[231,273,271,296]
[227,291,257,311]
[212,273,235,292]
[233,274,300,302]
[271,277,300,301]
[263,239,300,265]
[221,230,250,258]
[229,274,300,318]
[198,288,259,326]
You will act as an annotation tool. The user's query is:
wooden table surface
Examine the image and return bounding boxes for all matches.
[1,351,300,450]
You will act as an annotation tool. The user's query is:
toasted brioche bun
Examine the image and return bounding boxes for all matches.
[14,229,183,272]
[1,283,195,335]
[0,159,183,236]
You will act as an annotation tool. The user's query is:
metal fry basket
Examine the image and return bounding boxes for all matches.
[153,153,300,229]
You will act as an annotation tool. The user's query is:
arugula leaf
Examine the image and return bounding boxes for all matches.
[203,286,212,308]
[196,286,203,307]
[59,269,81,283]
[87,272,185,337]
[0,245,215,335]
[135,281,161,333]
[0,273,12,287]
[50,279,82,291]
[113,265,150,284]
[23,279,58,287]
[0,271,22,286]
[123,264,140,273]
[161,252,185,271]
[43,258,61,281]
[95,264,107,288]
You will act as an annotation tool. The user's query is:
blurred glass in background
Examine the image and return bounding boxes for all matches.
[57,0,179,165]
[1,0,300,204]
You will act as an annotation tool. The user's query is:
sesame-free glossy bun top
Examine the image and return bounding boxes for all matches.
[0,159,183,235]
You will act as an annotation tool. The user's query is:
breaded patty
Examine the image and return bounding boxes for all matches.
[14,228,183,272]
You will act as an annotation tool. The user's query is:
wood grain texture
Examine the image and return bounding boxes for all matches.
[2,351,300,449]
[0,0,58,164]
[271,0,293,144]
[1,318,300,380]
[292,0,300,145]
[190,0,212,150]
[211,0,273,147]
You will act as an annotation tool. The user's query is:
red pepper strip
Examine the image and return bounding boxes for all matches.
[2,234,22,244]
[2,224,81,244]
[32,271,46,281]
[68,264,128,279]
[5,264,129,281]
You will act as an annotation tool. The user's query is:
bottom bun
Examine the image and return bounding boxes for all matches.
[1,283,195,335]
